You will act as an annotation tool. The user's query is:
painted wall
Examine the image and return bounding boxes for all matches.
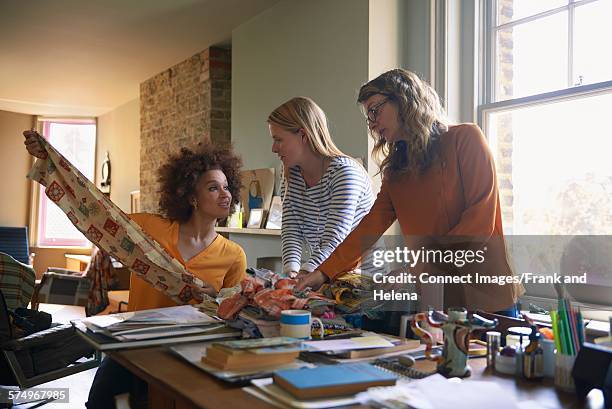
[96,97,141,213]
[367,0,413,236]
[403,0,432,82]
[232,0,370,170]
[231,0,370,266]
[0,110,34,227]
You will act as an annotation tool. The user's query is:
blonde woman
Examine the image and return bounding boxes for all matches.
[268,97,375,278]
[296,69,522,316]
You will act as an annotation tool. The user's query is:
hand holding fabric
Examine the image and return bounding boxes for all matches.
[295,270,328,291]
[23,130,47,159]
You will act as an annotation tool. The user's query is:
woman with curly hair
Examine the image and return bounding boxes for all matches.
[296,69,522,316]
[127,144,246,311]
[23,131,246,311]
[24,132,247,409]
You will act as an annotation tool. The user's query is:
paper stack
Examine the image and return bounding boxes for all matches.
[74,305,242,351]
[81,305,222,341]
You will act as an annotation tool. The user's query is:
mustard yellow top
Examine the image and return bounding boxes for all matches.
[127,213,246,311]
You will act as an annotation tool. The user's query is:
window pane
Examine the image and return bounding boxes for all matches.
[38,122,96,247]
[495,12,568,101]
[42,197,86,243]
[486,91,612,235]
[573,0,612,86]
[496,0,567,25]
[48,122,96,180]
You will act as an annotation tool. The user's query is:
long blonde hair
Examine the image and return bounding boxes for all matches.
[358,69,448,176]
[268,97,354,200]
[268,97,347,159]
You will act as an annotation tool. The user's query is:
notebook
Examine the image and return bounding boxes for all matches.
[272,363,397,399]
[371,357,433,379]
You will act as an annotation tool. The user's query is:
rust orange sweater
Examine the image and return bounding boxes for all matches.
[318,124,521,311]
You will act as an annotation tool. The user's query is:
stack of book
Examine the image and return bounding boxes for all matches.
[76,305,239,350]
[202,337,302,371]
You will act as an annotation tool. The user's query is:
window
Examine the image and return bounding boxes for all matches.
[481,0,612,235]
[37,119,96,247]
[479,0,612,315]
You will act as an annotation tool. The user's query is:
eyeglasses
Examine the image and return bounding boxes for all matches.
[365,98,389,124]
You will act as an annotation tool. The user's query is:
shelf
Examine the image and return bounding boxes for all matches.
[215,227,281,236]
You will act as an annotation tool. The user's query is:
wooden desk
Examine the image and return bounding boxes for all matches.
[109,347,605,409]
[110,347,270,409]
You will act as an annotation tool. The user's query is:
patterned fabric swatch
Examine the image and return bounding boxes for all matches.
[0,251,36,310]
[27,135,210,306]
[85,247,115,316]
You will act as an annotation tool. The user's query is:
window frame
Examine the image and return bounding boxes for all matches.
[481,0,606,106]
[34,118,97,249]
[477,0,612,317]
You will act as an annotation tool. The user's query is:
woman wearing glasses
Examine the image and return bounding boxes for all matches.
[268,97,375,279]
[296,69,522,316]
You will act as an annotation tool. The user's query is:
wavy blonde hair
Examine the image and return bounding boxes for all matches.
[358,69,448,176]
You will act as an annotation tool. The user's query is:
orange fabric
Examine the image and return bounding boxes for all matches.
[318,124,521,311]
[127,213,246,311]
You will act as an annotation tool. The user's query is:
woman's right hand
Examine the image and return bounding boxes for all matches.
[295,270,328,291]
[23,130,47,159]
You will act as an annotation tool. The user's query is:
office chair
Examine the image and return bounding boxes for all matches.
[0,227,33,266]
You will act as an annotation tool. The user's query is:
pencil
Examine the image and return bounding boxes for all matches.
[560,300,575,356]
[576,308,584,349]
[551,310,561,353]
[567,300,580,354]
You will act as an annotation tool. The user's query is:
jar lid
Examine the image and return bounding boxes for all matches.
[508,326,532,336]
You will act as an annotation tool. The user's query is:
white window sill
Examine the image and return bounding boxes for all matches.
[31,245,92,251]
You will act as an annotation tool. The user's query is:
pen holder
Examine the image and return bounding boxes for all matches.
[542,339,555,378]
[554,353,576,393]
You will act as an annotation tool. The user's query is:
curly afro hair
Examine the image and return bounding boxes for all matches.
[157,142,243,223]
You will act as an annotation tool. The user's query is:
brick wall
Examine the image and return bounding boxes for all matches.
[139,47,231,213]
[495,0,515,232]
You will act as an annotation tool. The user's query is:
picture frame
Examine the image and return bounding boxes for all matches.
[225,204,243,228]
[246,208,265,228]
[130,190,141,214]
[240,168,275,226]
[265,196,282,229]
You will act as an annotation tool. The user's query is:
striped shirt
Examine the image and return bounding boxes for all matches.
[281,156,375,274]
